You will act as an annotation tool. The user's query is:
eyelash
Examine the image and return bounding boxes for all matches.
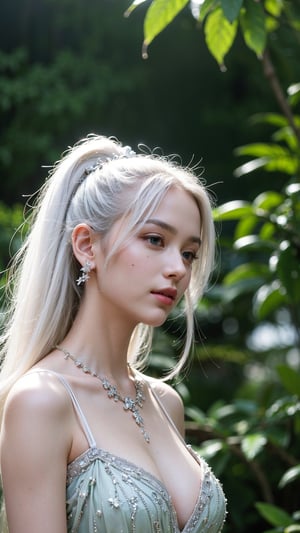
[144,235,164,247]
[182,251,199,265]
[143,235,199,265]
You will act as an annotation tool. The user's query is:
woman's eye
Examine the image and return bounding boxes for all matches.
[182,251,198,264]
[145,235,164,247]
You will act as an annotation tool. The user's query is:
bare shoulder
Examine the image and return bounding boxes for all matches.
[1,371,72,532]
[146,375,185,436]
[4,370,71,421]
[2,370,73,451]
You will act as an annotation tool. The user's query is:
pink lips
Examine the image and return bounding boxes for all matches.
[151,287,177,305]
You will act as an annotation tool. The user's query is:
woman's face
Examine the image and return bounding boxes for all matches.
[95,186,201,328]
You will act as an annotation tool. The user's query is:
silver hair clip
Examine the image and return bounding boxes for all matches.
[84,145,136,177]
[121,145,136,158]
[84,158,106,176]
[67,146,137,216]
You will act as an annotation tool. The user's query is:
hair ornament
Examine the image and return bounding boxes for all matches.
[84,145,136,177]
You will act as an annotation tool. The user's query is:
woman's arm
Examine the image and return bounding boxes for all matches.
[0,372,73,533]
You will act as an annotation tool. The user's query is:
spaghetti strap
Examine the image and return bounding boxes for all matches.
[148,381,203,470]
[148,382,188,446]
[27,368,97,448]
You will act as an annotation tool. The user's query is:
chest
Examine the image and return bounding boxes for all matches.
[66,449,226,533]
[67,383,203,529]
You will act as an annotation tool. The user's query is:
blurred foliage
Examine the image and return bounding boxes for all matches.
[128,0,300,69]
[0,202,24,273]
[213,103,300,339]
[0,36,145,201]
[186,365,300,532]
[130,1,300,531]
[1,0,294,204]
[0,203,24,314]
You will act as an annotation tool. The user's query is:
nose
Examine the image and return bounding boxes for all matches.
[163,248,187,281]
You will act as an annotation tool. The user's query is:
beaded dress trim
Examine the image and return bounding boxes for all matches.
[66,445,225,533]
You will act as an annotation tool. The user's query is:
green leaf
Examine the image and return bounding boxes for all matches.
[288,82,300,107]
[235,143,289,158]
[253,191,284,211]
[142,0,189,58]
[234,157,270,177]
[198,0,218,23]
[277,365,300,398]
[207,400,229,418]
[213,200,252,220]
[265,426,290,448]
[266,396,300,420]
[292,512,300,522]
[256,502,293,527]
[234,143,298,176]
[266,15,280,33]
[234,235,275,251]
[250,112,289,128]
[220,278,264,301]
[273,126,298,151]
[288,82,300,95]
[221,0,243,23]
[253,281,286,320]
[265,0,284,17]
[124,0,148,17]
[241,433,267,460]
[286,182,300,197]
[265,154,299,176]
[235,214,258,239]
[231,399,257,415]
[205,8,238,67]
[185,406,207,425]
[240,0,267,56]
[260,221,276,240]
[279,465,300,489]
[198,439,224,459]
[223,263,269,285]
[276,243,300,304]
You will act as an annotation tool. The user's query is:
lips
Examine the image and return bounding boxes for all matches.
[151,287,177,301]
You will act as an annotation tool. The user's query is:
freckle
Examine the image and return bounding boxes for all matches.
[131,263,135,267]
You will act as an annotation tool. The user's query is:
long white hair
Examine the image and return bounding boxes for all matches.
[0,134,215,416]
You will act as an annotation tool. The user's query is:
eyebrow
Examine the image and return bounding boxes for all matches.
[145,218,202,245]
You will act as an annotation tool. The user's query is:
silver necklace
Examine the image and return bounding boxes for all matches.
[56,346,150,443]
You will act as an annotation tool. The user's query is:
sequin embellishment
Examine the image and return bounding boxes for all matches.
[66,447,227,533]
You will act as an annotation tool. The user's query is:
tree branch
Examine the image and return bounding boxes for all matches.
[267,441,299,467]
[262,48,300,142]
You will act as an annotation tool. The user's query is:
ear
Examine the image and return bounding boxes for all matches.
[72,223,97,268]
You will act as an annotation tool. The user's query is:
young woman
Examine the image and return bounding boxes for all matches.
[0,134,226,533]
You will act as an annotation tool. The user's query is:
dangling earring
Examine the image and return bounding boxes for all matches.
[76,261,92,286]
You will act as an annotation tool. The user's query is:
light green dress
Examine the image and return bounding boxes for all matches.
[44,371,227,532]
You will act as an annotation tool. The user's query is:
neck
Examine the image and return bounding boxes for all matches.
[61,307,137,381]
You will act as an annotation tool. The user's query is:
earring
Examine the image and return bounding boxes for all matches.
[76,261,92,286]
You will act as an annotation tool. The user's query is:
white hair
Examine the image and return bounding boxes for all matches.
[0,134,215,416]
